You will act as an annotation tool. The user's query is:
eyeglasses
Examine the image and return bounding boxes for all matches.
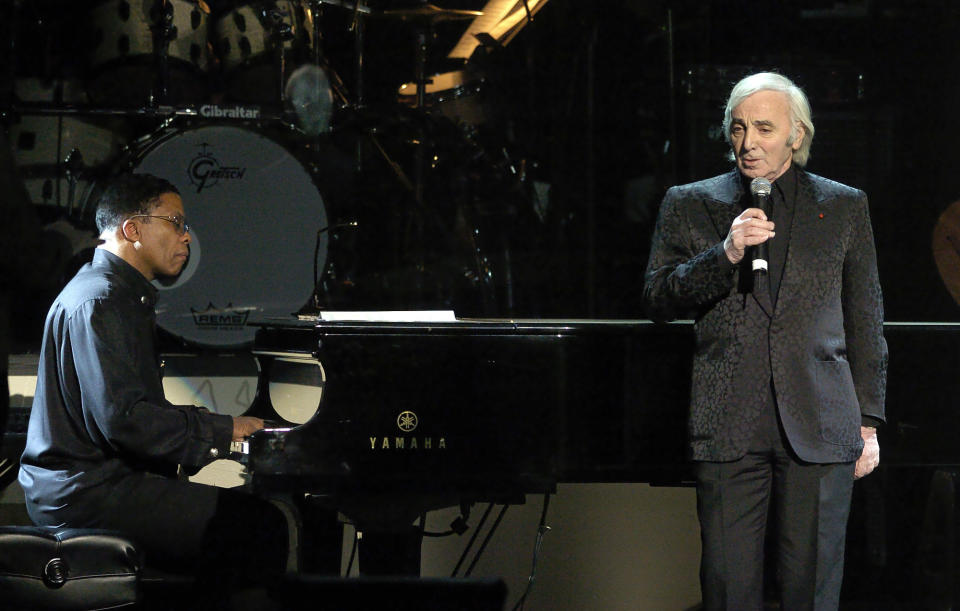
[128,214,190,236]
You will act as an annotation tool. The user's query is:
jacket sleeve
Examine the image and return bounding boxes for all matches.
[841,192,888,423]
[642,186,738,322]
[70,298,234,470]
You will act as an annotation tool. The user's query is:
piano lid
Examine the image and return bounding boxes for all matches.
[250,316,676,337]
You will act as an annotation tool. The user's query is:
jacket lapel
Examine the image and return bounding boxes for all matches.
[702,170,742,239]
[773,170,819,316]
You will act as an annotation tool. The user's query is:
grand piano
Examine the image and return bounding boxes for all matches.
[230,317,960,603]
[233,317,694,575]
[242,318,692,471]
[238,318,694,499]
[241,318,960,487]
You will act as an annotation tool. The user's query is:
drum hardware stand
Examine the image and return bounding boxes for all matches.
[411,26,432,208]
[300,1,369,112]
[343,0,369,224]
[307,220,359,311]
[348,0,366,110]
[402,12,472,302]
[296,1,351,126]
[63,148,85,219]
[393,20,437,302]
[255,4,296,107]
[301,1,368,199]
[299,1,354,109]
[4,103,290,124]
[151,0,178,106]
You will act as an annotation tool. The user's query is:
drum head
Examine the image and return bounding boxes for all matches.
[132,125,327,347]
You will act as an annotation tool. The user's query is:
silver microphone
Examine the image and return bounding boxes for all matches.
[750,177,772,274]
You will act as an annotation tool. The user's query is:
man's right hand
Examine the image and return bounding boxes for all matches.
[232,416,265,442]
[724,207,776,264]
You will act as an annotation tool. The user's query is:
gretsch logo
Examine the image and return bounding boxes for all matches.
[188,143,247,193]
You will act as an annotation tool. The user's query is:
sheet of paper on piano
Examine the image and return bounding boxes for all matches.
[447,0,551,60]
[301,310,458,322]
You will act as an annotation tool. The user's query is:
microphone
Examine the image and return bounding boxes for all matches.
[750,177,772,275]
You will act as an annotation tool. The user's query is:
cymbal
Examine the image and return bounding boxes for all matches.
[374,3,483,22]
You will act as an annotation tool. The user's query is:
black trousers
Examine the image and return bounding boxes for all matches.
[30,472,289,590]
[695,392,855,611]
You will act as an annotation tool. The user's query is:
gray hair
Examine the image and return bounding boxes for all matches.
[722,72,815,166]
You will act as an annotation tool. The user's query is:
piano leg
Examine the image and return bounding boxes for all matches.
[356,525,424,576]
[284,494,343,575]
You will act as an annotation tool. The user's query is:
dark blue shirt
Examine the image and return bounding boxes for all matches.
[19,249,233,525]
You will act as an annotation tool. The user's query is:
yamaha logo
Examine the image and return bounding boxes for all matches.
[188,143,247,193]
[397,411,418,432]
[368,410,446,450]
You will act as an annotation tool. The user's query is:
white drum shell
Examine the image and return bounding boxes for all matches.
[89,0,212,72]
[87,0,212,104]
[8,79,128,209]
[215,1,314,73]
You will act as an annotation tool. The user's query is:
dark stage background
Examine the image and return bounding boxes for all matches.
[5,2,960,607]
[5,0,960,337]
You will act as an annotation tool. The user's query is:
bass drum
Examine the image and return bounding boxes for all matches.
[124,124,328,347]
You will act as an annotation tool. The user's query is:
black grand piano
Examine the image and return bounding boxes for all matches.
[234,317,694,575]
[240,318,693,495]
[230,317,960,604]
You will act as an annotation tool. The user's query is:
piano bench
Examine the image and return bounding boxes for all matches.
[0,525,142,610]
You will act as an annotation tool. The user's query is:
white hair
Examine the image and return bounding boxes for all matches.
[722,72,815,166]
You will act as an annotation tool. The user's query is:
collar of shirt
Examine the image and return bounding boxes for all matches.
[738,164,799,210]
[772,164,797,210]
[92,249,159,309]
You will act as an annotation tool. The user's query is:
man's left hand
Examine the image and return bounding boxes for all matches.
[855,426,879,479]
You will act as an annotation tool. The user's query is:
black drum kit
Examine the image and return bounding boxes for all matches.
[3,1,540,349]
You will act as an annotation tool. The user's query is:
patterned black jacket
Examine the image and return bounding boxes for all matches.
[643,168,887,463]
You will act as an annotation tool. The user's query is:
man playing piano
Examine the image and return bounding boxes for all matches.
[643,72,887,609]
[19,173,288,598]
